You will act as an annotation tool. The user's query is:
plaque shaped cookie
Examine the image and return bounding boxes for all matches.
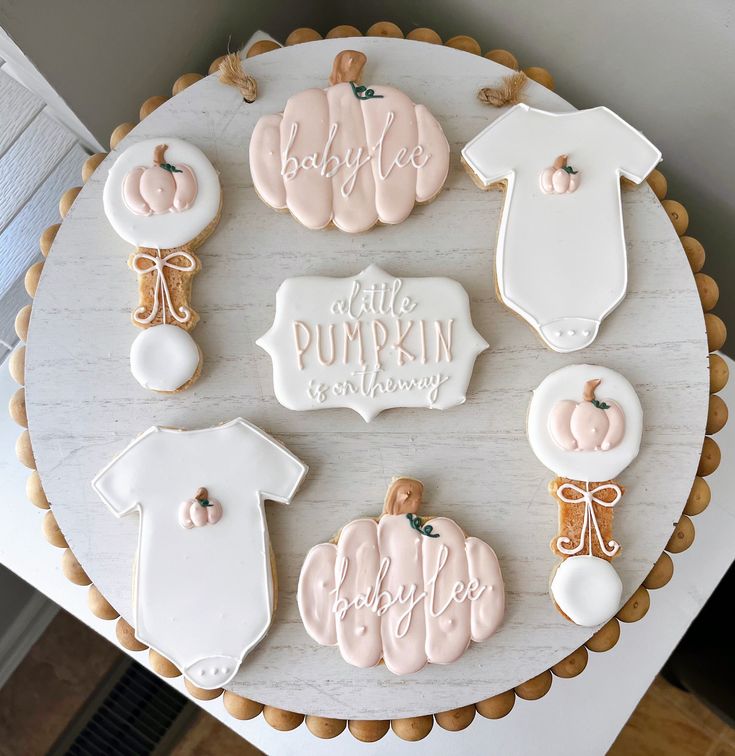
[462,104,661,352]
[92,418,308,689]
[103,138,222,392]
[257,264,488,421]
[527,365,643,626]
[298,478,504,675]
[249,50,450,232]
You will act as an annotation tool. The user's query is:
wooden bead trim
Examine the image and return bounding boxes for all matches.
[14,24,726,740]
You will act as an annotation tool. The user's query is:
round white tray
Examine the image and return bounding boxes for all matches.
[25,37,709,719]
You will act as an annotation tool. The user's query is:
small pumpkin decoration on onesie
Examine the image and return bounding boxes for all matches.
[178,487,222,529]
[249,50,450,232]
[297,477,505,675]
[123,144,198,216]
[539,154,579,195]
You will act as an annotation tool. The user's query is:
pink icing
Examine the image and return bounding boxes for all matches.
[548,381,626,452]
[297,513,505,675]
[248,83,449,233]
[122,144,198,217]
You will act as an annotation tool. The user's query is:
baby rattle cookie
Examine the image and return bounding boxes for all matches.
[103,137,222,392]
[92,417,308,689]
[527,364,643,626]
[250,50,450,233]
[297,477,504,675]
[461,104,660,352]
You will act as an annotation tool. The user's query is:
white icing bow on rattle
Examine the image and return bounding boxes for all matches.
[131,248,196,325]
[555,481,622,558]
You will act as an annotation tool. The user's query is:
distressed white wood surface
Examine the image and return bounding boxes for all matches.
[25,38,709,719]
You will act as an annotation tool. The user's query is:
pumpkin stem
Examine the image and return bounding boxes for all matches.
[154,144,168,166]
[383,477,424,516]
[195,486,208,501]
[583,378,602,402]
[329,50,367,86]
[553,154,568,170]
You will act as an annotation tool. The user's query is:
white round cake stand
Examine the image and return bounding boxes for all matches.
[25,37,709,719]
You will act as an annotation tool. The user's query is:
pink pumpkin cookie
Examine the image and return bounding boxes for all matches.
[298,477,505,675]
[250,50,450,233]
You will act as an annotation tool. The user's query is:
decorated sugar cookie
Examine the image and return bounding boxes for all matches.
[103,138,222,392]
[249,50,450,232]
[528,365,643,626]
[257,264,488,421]
[92,418,308,689]
[462,104,661,352]
[298,477,504,675]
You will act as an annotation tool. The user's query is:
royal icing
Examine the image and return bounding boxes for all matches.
[129,324,200,392]
[462,104,661,352]
[550,555,623,627]
[130,249,197,325]
[123,143,198,216]
[554,481,622,557]
[249,50,449,233]
[297,478,504,675]
[257,264,488,421]
[178,487,222,529]
[92,418,308,689]
[528,364,643,482]
[104,137,220,249]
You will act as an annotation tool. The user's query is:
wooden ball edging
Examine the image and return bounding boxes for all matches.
[617,586,650,623]
[681,236,705,273]
[16,429,35,469]
[263,706,304,732]
[246,40,281,58]
[139,95,168,121]
[515,670,553,700]
[698,436,721,477]
[285,28,322,46]
[665,515,696,554]
[476,689,516,719]
[9,346,25,384]
[61,547,91,585]
[40,223,61,256]
[366,21,404,38]
[695,273,719,312]
[82,153,107,183]
[223,691,264,720]
[705,313,727,353]
[585,618,621,652]
[484,49,519,70]
[110,122,135,150]
[445,35,482,55]
[348,718,390,741]
[707,394,728,435]
[523,66,555,90]
[15,306,31,341]
[306,715,347,739]
[646,169,667,199]
[59,187,81,219]
[9,387,27,427]
[662,199,689,235]
[435,704,476,731]
[684,476,711,517]
[116,617,148,652]
[24,261,44,297]
[709,353,729,394]
[406,28,442,45]
[551,646,588,678]
[88,584,119,620]
[326,25,362,39]
[41,510,67,548]
[149,648,181,678]
[643,551,674,590]
[172,73,203,96]
[391,715,434,741]
[26,471,49,509]
[184,679,224,701]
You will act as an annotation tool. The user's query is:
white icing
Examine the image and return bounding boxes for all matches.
[555,481,621,557]
[257,264,488,421]
[91,418,308,689]
[130,249,196,325]
[104,138,220,249]
[528,364,643,481]
[129,324,200,392]
[462,105,661,352]
[550,555,623,627]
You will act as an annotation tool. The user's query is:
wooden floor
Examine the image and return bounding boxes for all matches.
[0,609,731,754]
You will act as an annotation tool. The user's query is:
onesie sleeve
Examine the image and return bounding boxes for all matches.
[461,104,527,186]
[91,429,157,517]
[240,423,308,504]
[602,108,661,183]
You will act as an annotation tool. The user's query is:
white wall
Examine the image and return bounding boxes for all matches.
[1,1,732,343]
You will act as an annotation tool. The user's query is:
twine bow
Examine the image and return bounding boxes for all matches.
[131,249,196,325]
[555,481,622,557]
